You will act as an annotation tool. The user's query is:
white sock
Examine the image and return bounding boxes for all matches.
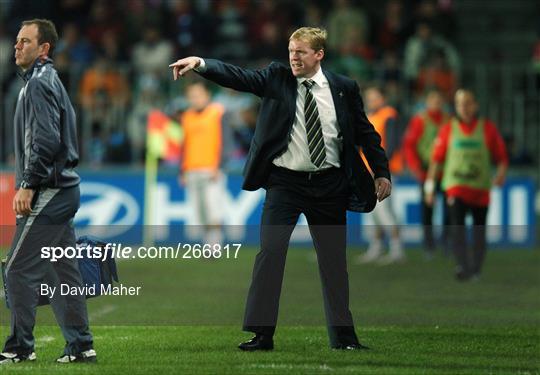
[205,228,223,248]
[367,239,383,255]
[390,238,403,256]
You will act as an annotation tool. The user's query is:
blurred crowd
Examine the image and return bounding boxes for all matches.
[0,0,534,169]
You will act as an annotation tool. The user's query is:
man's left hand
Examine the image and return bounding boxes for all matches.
[492,171,506,187]
[374,177,392,202]
[13,188,35,216]
[210,169,221,182]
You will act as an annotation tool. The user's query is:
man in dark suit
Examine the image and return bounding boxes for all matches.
[169,27,391,351]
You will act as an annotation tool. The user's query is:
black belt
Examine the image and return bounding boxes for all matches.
[272,166,341,180]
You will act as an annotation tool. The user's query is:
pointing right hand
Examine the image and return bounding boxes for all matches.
[169,56,201,80]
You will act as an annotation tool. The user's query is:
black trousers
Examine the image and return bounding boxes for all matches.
[243,166,359,347]
[420,180,450,252]
[447,197,488,275]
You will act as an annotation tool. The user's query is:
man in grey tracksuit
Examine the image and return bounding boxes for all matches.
[0,19,95,364]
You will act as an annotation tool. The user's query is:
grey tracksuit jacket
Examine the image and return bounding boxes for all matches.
[14,57,80,189]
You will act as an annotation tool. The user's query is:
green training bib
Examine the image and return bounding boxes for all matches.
[442,118,491,191]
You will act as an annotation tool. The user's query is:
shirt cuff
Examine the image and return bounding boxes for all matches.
[194,58,206,73]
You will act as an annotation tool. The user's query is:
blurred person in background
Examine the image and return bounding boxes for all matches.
[55,22,94,67]
[54,22,95,90]
[131,25,174,81]
[78,52,127,98]
[98,29,127,63]
[358,85,405,264]
[179,81,226,249]
[78,54,130,162]
[303,3,325,31]
[129,24,173,137]
[375,0,409,56]
[247,0,290,63]
[373,50,404,106]
[416,49,457,101]
[212,0,249,61]
[326,0,369,55]
[124,0,165,48]
[425,89,508,281]
[250,22,287,64]
[1,19,95,365]
[403,21,460,94]
[413,0,456,40]
[403,89,450,258]
[167,0,210,57]
[128,75,167,164]
[84,0,122,50]
[330,24,374,83]
[169,26,391,351]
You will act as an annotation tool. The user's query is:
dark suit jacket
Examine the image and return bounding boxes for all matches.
[199,59,390,212]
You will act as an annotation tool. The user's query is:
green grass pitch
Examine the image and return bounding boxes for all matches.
[1,247,539,374]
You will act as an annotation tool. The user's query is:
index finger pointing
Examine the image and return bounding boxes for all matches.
[179,65,193,76]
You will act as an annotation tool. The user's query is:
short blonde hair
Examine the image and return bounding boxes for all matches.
[289,27,327,51]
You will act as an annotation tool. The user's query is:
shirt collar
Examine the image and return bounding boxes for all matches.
[297,67,327,88]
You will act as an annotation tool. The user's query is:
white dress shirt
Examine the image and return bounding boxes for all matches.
[196,60,342,171]
[273,67,341,171]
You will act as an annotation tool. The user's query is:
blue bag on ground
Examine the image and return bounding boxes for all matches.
[76,235,119,298]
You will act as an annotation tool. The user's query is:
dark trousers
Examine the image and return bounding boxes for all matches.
[421,181,450,252]
[243,167,359,347]
[3,186,93,355]
[447,197,488,275]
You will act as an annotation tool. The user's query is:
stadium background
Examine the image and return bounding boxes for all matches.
[0,0,538,243]
[0,0,539,373]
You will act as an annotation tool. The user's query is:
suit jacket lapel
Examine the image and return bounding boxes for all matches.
[325,70,347,134]
[286,73,298,120]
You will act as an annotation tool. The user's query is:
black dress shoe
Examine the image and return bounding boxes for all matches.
[238,335,274,351]
[332,342,370,350]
